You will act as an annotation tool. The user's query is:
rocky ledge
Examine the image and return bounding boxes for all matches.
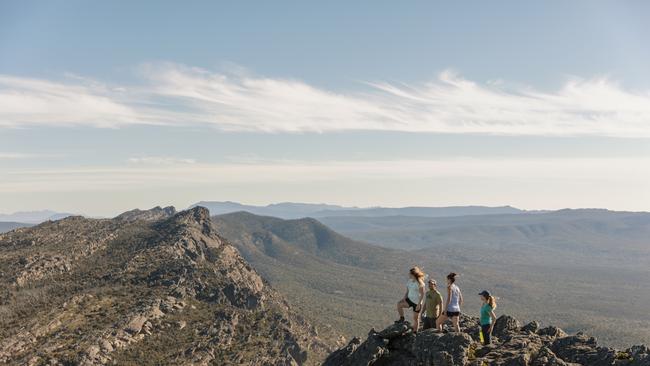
[324,314,650,366]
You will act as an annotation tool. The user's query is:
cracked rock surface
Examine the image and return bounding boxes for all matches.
[324,314,650,366]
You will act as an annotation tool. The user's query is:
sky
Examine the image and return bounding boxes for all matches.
[1,0,649,216]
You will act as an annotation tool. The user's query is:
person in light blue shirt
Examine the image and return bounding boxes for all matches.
[436,272,463,332]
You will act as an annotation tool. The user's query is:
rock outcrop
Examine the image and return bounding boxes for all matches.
[114,205,177,222]
[324,314,650,366]
[0,206,328,365]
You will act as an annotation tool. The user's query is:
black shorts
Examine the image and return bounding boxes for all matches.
[446,311,460,317]
[405,298,420,312]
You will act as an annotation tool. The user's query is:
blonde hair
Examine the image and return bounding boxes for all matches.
[409,266,425,286]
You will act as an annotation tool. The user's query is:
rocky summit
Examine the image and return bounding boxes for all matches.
[0,206,328,365]
[324,315,650,366]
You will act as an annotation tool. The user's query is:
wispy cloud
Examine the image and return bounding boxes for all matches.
[127,156,197,165]
[1,63,649,137]
[0,152,33,159]
[2,157,649,193]
[0,75,143,128]
[0,152,65,160]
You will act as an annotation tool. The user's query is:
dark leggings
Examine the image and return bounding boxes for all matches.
[481,324,492,345]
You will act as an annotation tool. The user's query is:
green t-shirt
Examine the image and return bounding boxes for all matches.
[425,290,443,317]
[480,303,494,325]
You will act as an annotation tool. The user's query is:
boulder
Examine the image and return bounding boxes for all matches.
[626,345,650,366]
[377,322,411,339]
[322,334,387,366]
[522,321,540,334]
[324,321,475,366]
[493,315,521,338]
[125,315,148,335]
[530,346,572,366]
[551,333,615,366]
[539,325,568,339]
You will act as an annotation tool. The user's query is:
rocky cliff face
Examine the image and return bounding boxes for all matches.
[0,206,328,365]
[324,315,650,366]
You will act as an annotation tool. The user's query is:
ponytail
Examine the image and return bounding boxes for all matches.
[447,272,458,284]
[488,295,497,309]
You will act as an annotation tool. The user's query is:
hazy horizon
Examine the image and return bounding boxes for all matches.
[1,200,648,220]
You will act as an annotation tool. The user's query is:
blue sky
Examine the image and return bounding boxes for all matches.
[1,0,649,215]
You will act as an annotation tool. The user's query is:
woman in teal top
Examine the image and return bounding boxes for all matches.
[478,290,497,345]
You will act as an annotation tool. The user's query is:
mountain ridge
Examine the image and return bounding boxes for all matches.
[211,211,409,348]
[192,201,525,219]
[0,206,328,365]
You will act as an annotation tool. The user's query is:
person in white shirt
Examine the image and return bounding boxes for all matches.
[395,266,426,332]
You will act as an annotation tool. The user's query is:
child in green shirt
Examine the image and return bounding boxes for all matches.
[479,290,497,344]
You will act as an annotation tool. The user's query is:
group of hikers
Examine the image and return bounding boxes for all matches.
[396,267,497,345]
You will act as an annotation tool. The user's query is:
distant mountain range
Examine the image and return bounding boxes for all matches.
[192,201,524,219]
[320,208,650,252]
[0,210,73,224]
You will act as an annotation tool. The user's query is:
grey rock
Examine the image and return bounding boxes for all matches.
[551,334,615,366]
[521,321,540,334]
[377,322,411,339]
[493,315,521,338]
[539,325,568,339]
[325,314,639,366]
[115,206,177,222]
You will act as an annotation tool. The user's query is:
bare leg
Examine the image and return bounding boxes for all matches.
[412,311,420,332]
[452,315,460,332]
[436,313,448,331]
[397,299,408,319]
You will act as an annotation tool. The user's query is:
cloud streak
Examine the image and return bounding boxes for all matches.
[0,75,143,128]
[1,64,649,137]
[0,152,65,160]
[3,157,649,193]
[127,156,197,165]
